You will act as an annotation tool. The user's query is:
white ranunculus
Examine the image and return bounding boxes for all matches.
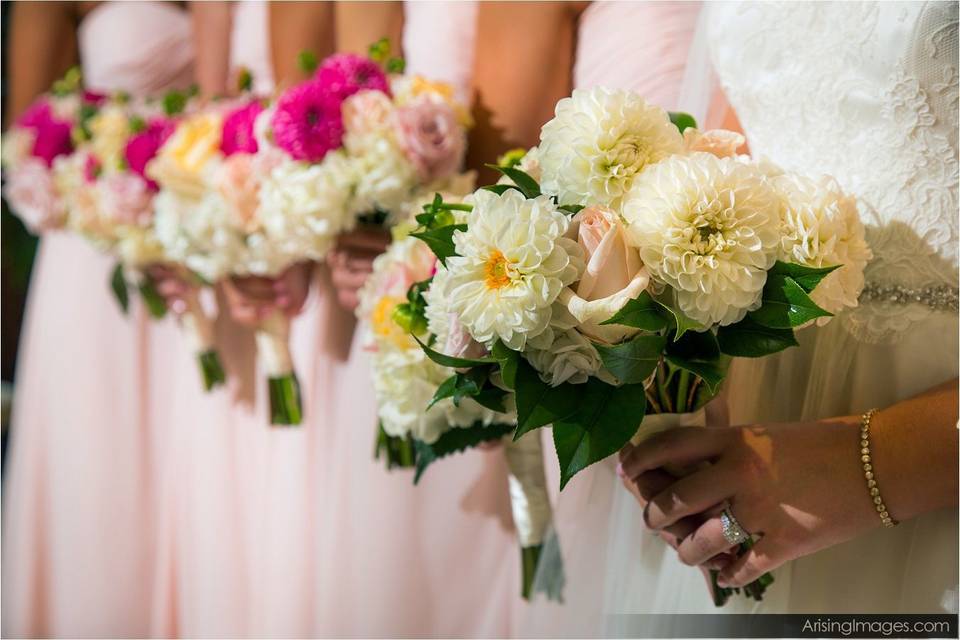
[772,173,872,320]
[258,153,354,263]
[443,189,583,351]
[538,87,683,209]
[623,153,780,326]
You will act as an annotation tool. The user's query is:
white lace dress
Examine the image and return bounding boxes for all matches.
[602,0,959,620]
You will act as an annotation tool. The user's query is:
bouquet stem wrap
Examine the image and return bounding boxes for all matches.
[257,309,301,426]
[181,289,226,392]
[631,369,773,605]
[503,431,554,600]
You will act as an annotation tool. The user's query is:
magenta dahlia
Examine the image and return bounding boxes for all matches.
[18,100,73,167]
[220,100,264,156]
[315,53,390,102]
[271,80,344,163]
[124,118,176,190]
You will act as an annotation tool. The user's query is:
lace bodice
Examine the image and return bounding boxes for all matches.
[709,1,959,342]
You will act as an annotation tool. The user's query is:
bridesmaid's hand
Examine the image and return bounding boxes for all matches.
[222,262,313,327]
[146,264,194,314]
[618,417,879,588]
[327,227,391,311]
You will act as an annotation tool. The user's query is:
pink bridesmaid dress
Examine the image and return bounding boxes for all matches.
[1,2,197,637]
[514,2,703,635]
[148,2,519,636]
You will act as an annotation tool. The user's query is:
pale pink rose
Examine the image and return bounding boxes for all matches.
[2,157,65,232]
[100,173,154,226]
[393,96,465,183]
[683,128,745,158]
[443,311,487,360]
[217,153,263,232]
[560,206,650,344]
[342,90,394,136]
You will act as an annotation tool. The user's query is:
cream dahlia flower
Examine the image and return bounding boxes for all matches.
[772,173,872,319]
[444,189,583,350]
[623,153,780,326]
[538,88,683,208]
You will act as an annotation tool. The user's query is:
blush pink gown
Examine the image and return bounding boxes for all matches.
[148,2,519,636]
[514,2,703,635]
[1,2,196,637]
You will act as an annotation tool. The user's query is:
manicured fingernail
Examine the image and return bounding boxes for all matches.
[615,463,625,479]
[171,300,186,315]
[716,577,729,588]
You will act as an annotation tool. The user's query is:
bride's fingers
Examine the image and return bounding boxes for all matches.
[619,427,729,479]
[717,538,782,588]
[644,467,733,530]
[675,516,737,566]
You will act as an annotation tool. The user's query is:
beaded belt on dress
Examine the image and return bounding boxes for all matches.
[859,282,960,312]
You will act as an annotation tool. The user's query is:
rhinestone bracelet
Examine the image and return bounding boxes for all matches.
[860,408,897,528]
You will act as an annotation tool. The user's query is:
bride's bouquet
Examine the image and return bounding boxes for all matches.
[401,87,871,603]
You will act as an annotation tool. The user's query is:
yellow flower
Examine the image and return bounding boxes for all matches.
[88,106,131,171]
[147,112,224,200]
[371,295,413,350]
[407,76,472,128]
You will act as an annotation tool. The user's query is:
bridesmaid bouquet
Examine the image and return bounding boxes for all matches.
[399,87,870,603]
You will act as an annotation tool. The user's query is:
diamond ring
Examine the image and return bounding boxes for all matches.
[720,508,751,546]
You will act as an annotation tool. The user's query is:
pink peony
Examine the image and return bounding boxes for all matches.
[316,53,390,102]
[124,119,176,190]
[271,80,344,162]
[220,100,264,156]
[2,157,65,232]
[394,96,465,183]
[17,100,73,167]
[100,172,154,226]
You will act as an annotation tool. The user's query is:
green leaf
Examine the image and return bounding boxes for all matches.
[600,291,670,331]
[413,422,515,483]
[410,224,466,265]
[413,335,495,369]
[558,204,585,215]
[482,183,523,196]
[654,291,705,340]
[472,385,509,413]
[717,316,799,357]
[487,164,541,199]
[594,334,667,384]
[749,274,833,329]
[367,38,391,62]
[553,379,647,489]
[236,67,254,93]
[663,353,728,395]
[668,111,697,133]
[427,368,492,410]
[162,90,188,116]
[769,260,840,293]
[491,341,520,390]
[665,329,720,361]
[110,263,129,314]
[385,57,405,73]
[138,277,168,319]
[514,359,581,437]
[496,148,527,169]
[298,50,318,74]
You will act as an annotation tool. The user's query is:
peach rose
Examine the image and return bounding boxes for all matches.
[559,206,650,344]
[217,153,263,233]
[683,128,745,158]
[342,90,394,136]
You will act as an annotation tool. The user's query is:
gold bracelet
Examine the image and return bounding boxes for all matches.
[860,408,897,528]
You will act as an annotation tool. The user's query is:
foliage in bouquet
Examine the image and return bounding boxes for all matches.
[402,87,870,603]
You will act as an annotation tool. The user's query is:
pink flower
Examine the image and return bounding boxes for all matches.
[682,128,745,158]
[271,80,344,162]
[100,173,154,226]
[341,90,393,135]
[17,100,73,167]
[394,96,465,183]
[443,312,487,361]
[124,119,176,190]
[82,90,108,106]
[316,53,390,102]
[217,154,262,232]
[2,158,65,232]
[221,100,264,156]
[83,154,102,183]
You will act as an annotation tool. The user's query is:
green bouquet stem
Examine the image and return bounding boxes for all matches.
[710,539,775,605]
[520,544,543,600]
[268,373,302,426]
[197,349,227,391]
[375,425,416,469]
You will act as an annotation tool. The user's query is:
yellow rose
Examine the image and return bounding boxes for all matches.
[88,106,131,171]
[147,112,223,200]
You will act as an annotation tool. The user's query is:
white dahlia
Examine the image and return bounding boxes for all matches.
[538,88,683,208]
[623,153,780,326]
[444,189,583,350]
[772,173,872,318]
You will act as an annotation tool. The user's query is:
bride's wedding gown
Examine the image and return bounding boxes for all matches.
[604,1,958,619]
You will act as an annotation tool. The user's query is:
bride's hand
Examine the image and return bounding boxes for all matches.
[327,227,391,311]
[222,262,312,327]
[619,417,879,588]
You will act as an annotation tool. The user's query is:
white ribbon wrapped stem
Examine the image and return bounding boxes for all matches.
[180,288,216,354]
[256,309,294,377]
[503,431,553,548]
